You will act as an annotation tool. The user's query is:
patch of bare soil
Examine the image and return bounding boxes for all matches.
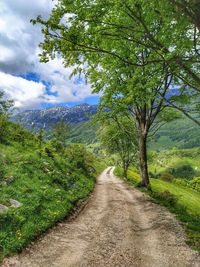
[2,167,200,267]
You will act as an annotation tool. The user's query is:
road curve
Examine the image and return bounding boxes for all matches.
[2,167,200,267]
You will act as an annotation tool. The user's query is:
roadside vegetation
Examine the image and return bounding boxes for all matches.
[0,97,106,262]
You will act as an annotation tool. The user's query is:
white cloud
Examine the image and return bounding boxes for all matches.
[35,58,94,104]
[0,0,52,74]
[0,0,97,109]
[0,72,46,109]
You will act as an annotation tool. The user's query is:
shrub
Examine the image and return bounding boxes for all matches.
[160,172,174,182]
[0,155,5,181]
[168,162,195,179]
[0,116,11,144]
[65,144,95,176]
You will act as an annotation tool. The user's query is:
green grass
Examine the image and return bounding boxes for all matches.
[0,141,106,263]
[114,166,200,252]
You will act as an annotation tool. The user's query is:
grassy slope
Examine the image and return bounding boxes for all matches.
[114,166,200,252]
[0,141,106,262]
[148,116,200,150]
[68,121,98,144]
[67,116,200,150]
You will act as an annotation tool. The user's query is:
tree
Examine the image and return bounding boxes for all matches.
[52,120,70,152]
[33,0,200,89]
[95,61,179,187]
[33,0,197,186]
[0,91,14,116]
[168,0,200,32]
[98,115,138,178]
[0,91,14,144]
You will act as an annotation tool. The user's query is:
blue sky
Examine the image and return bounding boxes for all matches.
[0,0,99,110]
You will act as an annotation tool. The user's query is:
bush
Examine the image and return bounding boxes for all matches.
[0,116,11,144]
[0,155,5,181]
[65,144,95,176]
[168,162,195,179]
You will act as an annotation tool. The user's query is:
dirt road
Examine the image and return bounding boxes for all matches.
[2,167,200,267]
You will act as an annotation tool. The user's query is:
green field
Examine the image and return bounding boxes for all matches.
[148,116,200,150]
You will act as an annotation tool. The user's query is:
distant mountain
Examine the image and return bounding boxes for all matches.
[11,103,200,149]
[11,104,98,130]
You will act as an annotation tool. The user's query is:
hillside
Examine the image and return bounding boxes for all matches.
[71,115,200,149]
[12,105,200,149]
[0,118,106,262]
[148,116,200,150]
[69,121,98,144]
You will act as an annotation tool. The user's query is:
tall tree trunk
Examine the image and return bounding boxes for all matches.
[122,161,128,179]
[139,132,150,187]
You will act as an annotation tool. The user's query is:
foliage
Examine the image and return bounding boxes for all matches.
[0,116,12,144]
[52,120,71,152]
[33,0,200,122]
[0,91,14,116]
[65,144,96,176]
[167,162,196,179]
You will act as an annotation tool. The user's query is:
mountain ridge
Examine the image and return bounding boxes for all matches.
[11,103,98,129]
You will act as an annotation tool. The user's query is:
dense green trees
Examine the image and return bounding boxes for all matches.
[34,0,199,187]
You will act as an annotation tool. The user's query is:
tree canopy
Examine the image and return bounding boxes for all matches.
[33,0,200,187]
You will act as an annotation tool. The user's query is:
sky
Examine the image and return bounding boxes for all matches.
[0,0,99,110]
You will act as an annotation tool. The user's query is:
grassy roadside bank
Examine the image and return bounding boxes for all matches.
[0,142,106,263]
[114,166,200,253]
